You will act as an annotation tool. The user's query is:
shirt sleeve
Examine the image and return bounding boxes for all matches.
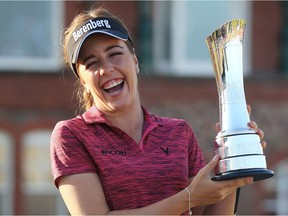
[186,123,206,177]
[50,120,98,188]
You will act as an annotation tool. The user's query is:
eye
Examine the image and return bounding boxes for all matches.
[85,61,98,70]
[109,52,123,57]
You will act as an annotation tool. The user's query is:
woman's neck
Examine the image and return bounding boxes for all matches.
[104,103,144,144]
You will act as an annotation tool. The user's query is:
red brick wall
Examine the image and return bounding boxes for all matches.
[252,1,282,73]
[64,1,138,40]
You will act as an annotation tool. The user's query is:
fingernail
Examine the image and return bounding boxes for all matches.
[213,154,219,160]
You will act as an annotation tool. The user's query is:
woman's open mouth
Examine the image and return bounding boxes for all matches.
[102,79,124,94]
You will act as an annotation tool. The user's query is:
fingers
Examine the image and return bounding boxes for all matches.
[199,156,253,189]
[189,155,254,206]
[212,176,253,202]
[198,155,219,176]
[246,106,263,139]
[217,177,253,197]
[209,155,220,169]
[215,122,221,133]
[247,104,251,116]
[248,121,264,138]
[229,177,253,189]
[246,106,267,151]
[257,128,264,140]
[248,121,267,150]
[248,121,258,130]
[219,177,253,200]
[261,140,267,149]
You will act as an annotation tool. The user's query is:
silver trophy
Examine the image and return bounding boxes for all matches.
[206,19,274,181]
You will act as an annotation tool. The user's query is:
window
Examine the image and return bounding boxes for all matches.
[0,1,63,72]
[275,160,288,214]
[152,1,252,77]
[261,160,288,214]
[22,130,67,215]
[0,131,13,215]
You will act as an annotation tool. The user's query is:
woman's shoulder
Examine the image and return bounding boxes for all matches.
[147,110,189,127]
[53,115,86,133]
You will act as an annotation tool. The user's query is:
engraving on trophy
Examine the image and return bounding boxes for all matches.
[206,19,274,181]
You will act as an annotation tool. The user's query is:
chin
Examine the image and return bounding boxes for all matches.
[108,99,134,112]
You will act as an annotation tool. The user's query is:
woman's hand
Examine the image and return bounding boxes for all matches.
[247,104,267,150]
[248,120,266,149]
[188,104,268,214]
[187,155,253,208]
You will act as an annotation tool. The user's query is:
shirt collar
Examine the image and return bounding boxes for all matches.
[80,106,107,124]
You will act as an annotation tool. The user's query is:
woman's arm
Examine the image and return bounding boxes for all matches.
[58,173,110,215]
[58,155,253,215]
[189,178,238,215]
[58,172,193,215]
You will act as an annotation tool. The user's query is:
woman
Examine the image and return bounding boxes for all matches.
[50,7,265,215]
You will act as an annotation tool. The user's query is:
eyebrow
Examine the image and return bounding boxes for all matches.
[82,45,124,65]
[82,55,95,65]
[105,44,124,52]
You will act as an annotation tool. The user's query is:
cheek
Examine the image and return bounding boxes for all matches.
[78,72,99,92]
[128,68,138,92]
[78,66,95,83]
[77,64,85,74]
[127,61,138,87]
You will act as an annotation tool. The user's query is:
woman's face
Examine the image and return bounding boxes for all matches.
[77,34,139,113]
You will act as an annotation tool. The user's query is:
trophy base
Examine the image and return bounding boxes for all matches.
[212,168,274,182]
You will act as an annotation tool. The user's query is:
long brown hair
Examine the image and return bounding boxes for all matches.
[62,7,135,114]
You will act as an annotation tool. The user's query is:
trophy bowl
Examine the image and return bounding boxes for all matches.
[206,19,274,181]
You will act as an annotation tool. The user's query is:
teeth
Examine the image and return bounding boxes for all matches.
[103,79,123,90]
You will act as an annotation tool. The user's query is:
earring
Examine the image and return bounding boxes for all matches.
[86,87,90,94]
[136,67,140,74]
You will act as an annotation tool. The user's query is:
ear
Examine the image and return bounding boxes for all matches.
[79,75,90,93]
[133,54,139,73]
[83,83,91,94]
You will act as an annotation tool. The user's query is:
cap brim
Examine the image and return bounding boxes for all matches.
[71,30,129,64]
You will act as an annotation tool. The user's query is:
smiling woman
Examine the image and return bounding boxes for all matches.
[76,33,139,114]
[50,6,263,215]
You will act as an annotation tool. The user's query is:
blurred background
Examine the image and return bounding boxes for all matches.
[0,0,287,215]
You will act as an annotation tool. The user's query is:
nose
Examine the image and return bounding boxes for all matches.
[99,60,112,76]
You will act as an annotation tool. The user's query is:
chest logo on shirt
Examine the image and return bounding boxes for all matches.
[160,147,169,155]
[101,149,127,156]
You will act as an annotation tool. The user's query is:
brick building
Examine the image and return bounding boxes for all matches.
[0,1,287,215]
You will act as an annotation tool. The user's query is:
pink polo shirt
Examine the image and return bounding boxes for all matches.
[50,106,206,212]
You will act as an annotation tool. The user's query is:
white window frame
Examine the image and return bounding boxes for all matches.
[276,160,288,215]
[0,131,14,215]
[22,130,67,215]
[261,160,288,214]
[152,1,252,77]
[0,1,63,72]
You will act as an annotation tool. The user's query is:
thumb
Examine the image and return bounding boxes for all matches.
[215,122,221,133]
[199,155,219,176]
[207,154,220,170]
